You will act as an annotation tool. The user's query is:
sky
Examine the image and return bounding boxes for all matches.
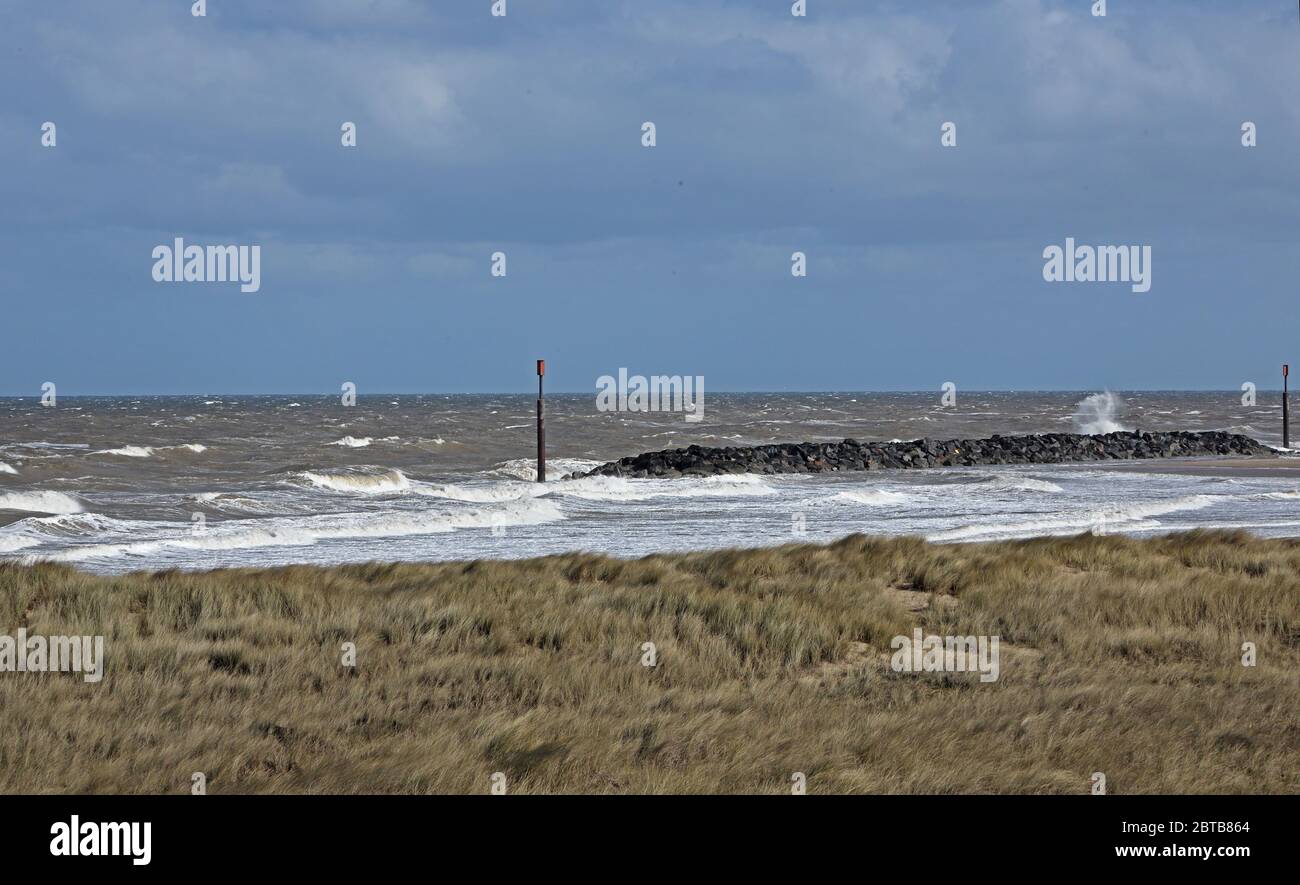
[1,0,1298,394]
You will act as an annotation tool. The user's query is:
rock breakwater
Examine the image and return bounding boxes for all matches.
[572,431,1272,479]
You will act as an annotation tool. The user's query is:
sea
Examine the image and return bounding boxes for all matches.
[1,391,1296,574]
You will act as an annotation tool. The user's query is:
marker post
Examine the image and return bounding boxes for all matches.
[1284,364,1290,450]
[537,360,546,482]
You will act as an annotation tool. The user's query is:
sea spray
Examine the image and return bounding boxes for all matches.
[1072,392,1128,434]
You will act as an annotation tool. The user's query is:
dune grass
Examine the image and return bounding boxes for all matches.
[0,529,1296,794]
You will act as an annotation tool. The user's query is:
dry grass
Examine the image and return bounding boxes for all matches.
[0,529,1296,794]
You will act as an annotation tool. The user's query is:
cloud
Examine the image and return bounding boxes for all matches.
[2,0,1298,391]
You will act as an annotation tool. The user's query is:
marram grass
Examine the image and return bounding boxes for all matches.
[0,530,1296,794]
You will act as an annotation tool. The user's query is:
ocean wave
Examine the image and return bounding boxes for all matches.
[553,473,775,502]
[4,512,122,540]
[830,489,912,506]
[0,535,41,554]
[0,491,85,514]
[927,495,1213,543]
[95,446,156,458]
[924,474,1065,497]
[298,468,410,494]
[412,481,543,503]
[17,498,563,563]
[327,436,373,448]
[489,458,603,482]
[92,443,207,458]
[191,491,313,516]
[5,442,89,452]
[413,472,775,504]
[989,476,1064,494]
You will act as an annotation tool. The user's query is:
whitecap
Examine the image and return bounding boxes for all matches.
[0,491,85,514]
[298,468,409,494]
[95,446,155,458]
[327,436,373,448]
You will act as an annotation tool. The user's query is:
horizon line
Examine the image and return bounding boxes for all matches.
[0,388,1287,398]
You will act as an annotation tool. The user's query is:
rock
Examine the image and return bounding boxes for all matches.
[573,431,1274,479]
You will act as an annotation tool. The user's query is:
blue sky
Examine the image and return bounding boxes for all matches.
[2,0,1298,394]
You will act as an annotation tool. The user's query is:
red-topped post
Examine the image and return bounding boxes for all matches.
[537,359,546,482]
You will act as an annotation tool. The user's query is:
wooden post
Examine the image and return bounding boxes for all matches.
[536,359,546,482]
[1284,364,1290,450]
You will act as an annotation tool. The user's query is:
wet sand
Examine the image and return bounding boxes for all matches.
[1101,456,1300,478]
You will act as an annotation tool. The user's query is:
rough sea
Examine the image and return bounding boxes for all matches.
[1,391,1296,574]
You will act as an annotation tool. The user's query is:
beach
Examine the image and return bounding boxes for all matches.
[1104,458,1300,478]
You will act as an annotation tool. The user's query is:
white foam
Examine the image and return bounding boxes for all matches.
[831,489,912,506]
[92,443,206,458]
[0,491,85,514]
[990,476,1064,494]
[413,481,543,503]
[328,436,373,448]
[299,468,410,494]
[96,445,155,458]
[8,442,89,451]
[490,458,602,482]
[927,494,1213,543]
[556,474,775,502]
[0,535,41,553]
[21,498,564,563]
[0,463,17,475]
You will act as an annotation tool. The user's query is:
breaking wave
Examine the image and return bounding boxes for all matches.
[489,458,603,482]
[15,498,564,563]
[96,445,155,458]
[0,491,85,514]
[327,436,373,448]
[928,494,1213,543]
[298,468,410,494]
[93,443,207,458]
